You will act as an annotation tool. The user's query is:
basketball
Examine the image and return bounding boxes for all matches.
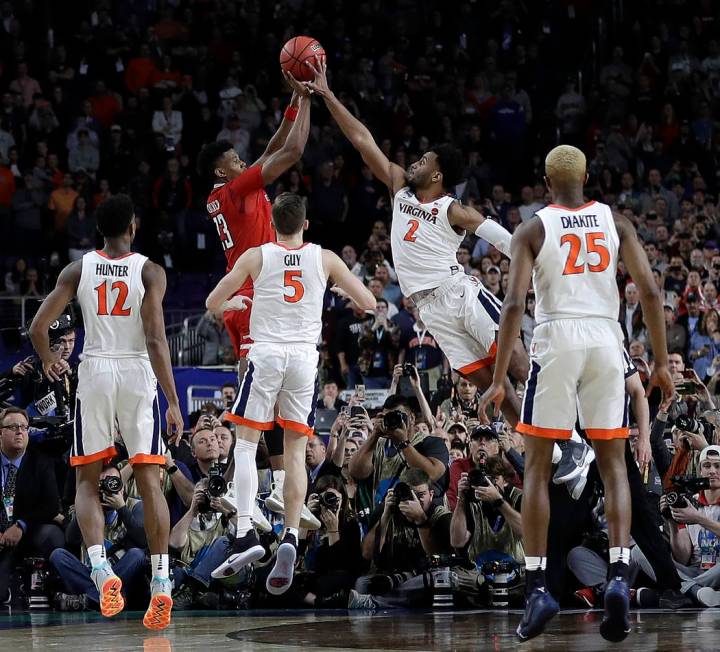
[279,35,325,82]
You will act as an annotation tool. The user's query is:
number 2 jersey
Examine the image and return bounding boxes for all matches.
[390,187,463,297]
[76,250,149,358]
[532,201,620,324]
[249,242,326,345]
[206,166,276,291]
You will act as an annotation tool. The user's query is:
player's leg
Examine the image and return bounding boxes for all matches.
[463,365,522,426]
[215,348,281,578]
[72,358,124,617]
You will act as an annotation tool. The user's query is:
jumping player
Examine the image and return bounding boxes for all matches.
[304,57,529,426]
[29,194,184,630]
[197,73,311,363]
[479,145,673,641]
[205,193,375,593]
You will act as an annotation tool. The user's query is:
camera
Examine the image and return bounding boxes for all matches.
[401,363,416,377]
[99,475,123,498]
[393,481,414,504]
[350,405,365,419]
[674,414,707,436]
[206,462,228,499]
[466,468,489,501]
[661,475,711,520]
[383,410,408,432]
[312,491,342,516]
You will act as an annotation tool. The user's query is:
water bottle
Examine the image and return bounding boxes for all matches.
[699,530,717,570]
[431,566,453,608]
[26,558,49,610]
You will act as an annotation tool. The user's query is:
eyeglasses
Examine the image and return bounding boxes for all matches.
[1,424,29,433]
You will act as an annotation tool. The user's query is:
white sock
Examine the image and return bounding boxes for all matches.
[285,527,299,541]
[552,444,562,464]
[525,556,547,571]
[570,429,582,443]
[88,544,107,569]
[609,547,631,565]
[234,438,259,537]
[151,553,170,580]
[272,469,285,486]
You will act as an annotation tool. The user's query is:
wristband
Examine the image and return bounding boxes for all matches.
[167,465,179,475]
[395,440,411,451]
[284,105,299,122]
[490,498,505,509]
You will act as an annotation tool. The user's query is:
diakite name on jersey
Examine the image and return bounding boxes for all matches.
[398,202,437,224]
[95,263,129,277]
[560,214,599,229]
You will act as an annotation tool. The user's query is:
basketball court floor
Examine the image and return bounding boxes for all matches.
[1,607,718,651]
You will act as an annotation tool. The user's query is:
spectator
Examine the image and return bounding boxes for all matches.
[397,311,448,392]
[195,311,232,365]
[11,173,44,251]
[216,113,249,161]
[152,96,183,152]
[187,427,221,483]
[373,265,402,308]
[65,196,96,261]
[335,304,375,389]
[317,381,347,411]
[440,378,481,421]
[0,407,64,603]
[9,62,41,108]
[48,173,79,232]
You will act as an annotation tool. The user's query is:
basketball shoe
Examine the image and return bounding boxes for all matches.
[143,577,173,631]
[90,563,124,617]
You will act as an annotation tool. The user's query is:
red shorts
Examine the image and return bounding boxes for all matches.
[223,289,253,358]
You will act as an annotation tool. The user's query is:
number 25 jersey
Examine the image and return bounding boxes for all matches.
[76,250,149,359]
[249,242,326,345]
[532,201,620,324]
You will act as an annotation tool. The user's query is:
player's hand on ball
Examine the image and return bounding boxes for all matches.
[303,55,330,96]
[282,70,311,97]
[478,383,505,425]
[166,403,185,445]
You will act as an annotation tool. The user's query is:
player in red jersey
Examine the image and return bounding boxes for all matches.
[198,73,311,360]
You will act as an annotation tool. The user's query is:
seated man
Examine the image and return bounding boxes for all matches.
[450,456,524,605]
[50,464,146,610]
[631,445,720,606]
[0,407,65,604]
[350,468,452,608]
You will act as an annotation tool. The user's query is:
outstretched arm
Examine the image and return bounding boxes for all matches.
[206,248,263,316]
[29,261,81,381]
[305,56,406,195]
[254,73,311,166]
[448,201,512,258]
[323,250,376,311]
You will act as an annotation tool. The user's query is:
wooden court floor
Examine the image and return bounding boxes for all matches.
[0,607,718,651]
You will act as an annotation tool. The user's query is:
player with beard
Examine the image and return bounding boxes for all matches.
[304,57,528,426]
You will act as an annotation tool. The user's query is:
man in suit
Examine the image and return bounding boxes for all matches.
[0,406,64,603]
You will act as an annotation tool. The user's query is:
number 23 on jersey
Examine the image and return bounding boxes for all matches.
[561,231,610,275]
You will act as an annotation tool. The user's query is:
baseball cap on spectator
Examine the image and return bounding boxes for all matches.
[470,424,499,441]
[110,124,122,132]
[487,266,501,275]
[704,240,719,252]
[699,445,720,463]
[447,422,468,435]
[663,302,675,311]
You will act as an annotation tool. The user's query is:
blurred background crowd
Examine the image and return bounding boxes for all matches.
[1,0,720,616]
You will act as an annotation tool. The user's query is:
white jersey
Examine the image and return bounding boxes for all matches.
[76,251,149,359]
[391,187,463,296]
[532,201,620,324]
[249,242,326,345]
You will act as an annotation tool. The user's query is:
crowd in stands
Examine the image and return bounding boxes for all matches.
[1,0,720,614]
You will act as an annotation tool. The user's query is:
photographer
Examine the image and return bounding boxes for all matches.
[188,425,221,483]
[631,446,720,606]
[170,478,236,610]
[439,377,481,421]
[351,469,452,609]
[388,363,436,428]
[349,395,449,505]
[450,456,524,562]
[49,464,146,610]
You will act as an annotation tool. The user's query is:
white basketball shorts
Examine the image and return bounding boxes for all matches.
[72,357,163,466]
[517,318,629,441]
[226,342,319,437]
[416,274,500,374]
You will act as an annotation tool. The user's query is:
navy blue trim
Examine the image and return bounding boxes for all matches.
[151,395,160,455]
[522,361,541,424]
[623,350,637,378]
[306,374,319,428]
[233,361,255,418]
[74,397,84,457]
[622,393,630,428]
[477,288,501,325]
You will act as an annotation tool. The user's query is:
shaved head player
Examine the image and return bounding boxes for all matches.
[480,145,674,642]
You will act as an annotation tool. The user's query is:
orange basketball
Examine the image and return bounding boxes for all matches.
[280,35,325,82]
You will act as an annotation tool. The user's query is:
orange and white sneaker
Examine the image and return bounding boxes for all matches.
[90,563,125,617]
[143,578,173,631]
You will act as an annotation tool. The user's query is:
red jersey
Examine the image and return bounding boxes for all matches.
[206,165,275,291]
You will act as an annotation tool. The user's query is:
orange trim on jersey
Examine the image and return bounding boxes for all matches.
[276,417,314,437]
[129,454,166,465]
[516,423,572,439]
[70,446,118,467]
[547,200,597,212]
[585,427,629,441]
[272,242,310,251]
[457,342,498,375]
[95,250,135,260]
[225,413,274,430]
